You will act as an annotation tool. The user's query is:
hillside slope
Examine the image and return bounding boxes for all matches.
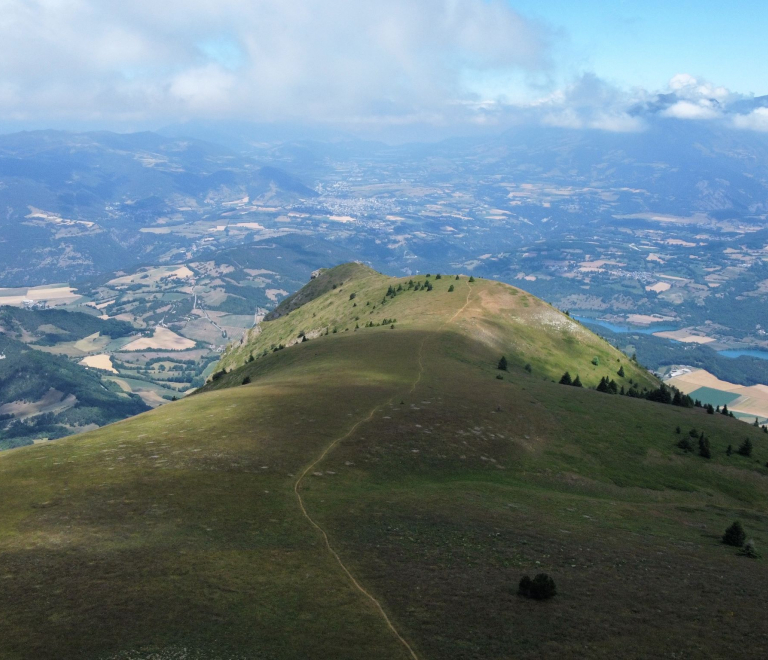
[1,267,767,659]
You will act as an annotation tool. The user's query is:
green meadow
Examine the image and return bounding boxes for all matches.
[1,265,767,659]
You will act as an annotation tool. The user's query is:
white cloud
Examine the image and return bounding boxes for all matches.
[533,73,646,132]
[0,0,552,127]
[669,73,730,102]
[0,5,764,137]
[662,100,720,120]
[732,108,768,132]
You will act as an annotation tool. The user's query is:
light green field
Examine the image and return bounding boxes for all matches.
[1,265,767,660]
[688,386,742,408]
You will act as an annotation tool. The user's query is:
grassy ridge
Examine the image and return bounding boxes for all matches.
[1,267,767,658]
[219,265,657,391]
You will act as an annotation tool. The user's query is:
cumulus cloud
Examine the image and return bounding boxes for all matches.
[530,73,646,132]
[0,0,551,127]
[661,100,721,120]
[732,108,768,132]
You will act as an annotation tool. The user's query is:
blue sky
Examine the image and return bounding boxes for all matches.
[511,0,768,95]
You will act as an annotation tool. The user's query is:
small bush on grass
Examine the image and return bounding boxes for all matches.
[740,540,760,559]
[518,574,557,600]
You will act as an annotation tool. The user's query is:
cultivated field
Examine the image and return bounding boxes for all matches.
[122,327,196,352]
[666,368,768,423]
[78,354,117,373]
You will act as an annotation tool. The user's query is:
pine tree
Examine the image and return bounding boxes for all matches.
[726,444,733,456]
[498,356,508,371]
[559,371,573,385]
[618,365,625,377]
[698,435,711,459]
[722,404,729,416]
[468,276,475,283]
[448,284,455,292]
[572,375,583,388]
[738,438,753,457]
[455,275,460,280]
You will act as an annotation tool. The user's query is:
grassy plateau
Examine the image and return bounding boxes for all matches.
[1,264,767,659]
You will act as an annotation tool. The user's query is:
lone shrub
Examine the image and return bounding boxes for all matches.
[242,376,251,385]
[518,574,557,600]
[740,539,760,559]
[723,521,746,547]
[448,284,455,292]
[498,356,508,371]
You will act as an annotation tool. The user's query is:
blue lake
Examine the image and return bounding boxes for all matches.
[717,349,768,361]
[575,315,768,361]
[573,315,678,335]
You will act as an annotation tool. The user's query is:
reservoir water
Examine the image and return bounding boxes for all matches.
[717,349,768,361]
[573,315,678,335]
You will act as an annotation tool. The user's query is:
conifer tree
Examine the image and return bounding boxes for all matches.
[723,521,746,547]
[618,365,625,377]
[559,371,573,385]
[498,356,508,371]
[572,375,583,387]
[738,438,753,457]
[468,276,475,283]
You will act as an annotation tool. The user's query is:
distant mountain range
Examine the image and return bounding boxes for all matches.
[0,130,317,283]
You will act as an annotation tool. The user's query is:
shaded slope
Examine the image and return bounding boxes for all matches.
[1,273,768,659]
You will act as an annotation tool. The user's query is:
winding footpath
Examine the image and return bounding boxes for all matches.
[293,280,474,660]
